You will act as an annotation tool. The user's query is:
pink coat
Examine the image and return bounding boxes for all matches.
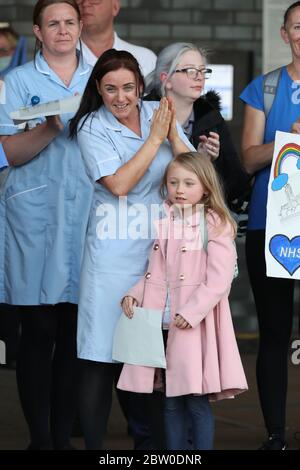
[117,206,248,400]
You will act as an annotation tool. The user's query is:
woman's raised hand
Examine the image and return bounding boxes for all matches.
[198,131,220,161]
[149,97,171,145]
[122,296,138,319]
[166,96,180,144]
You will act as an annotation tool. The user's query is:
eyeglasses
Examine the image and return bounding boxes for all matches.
[173,67,212,80]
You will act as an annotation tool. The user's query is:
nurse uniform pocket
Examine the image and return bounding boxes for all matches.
[4,178,49,301]
[5,178,48,242]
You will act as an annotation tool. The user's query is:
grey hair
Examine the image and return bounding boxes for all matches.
[145,42,207,97]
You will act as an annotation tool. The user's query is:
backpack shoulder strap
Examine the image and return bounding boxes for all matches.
[263,67,283,119]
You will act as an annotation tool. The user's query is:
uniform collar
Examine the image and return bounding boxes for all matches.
[99,100,153,138]
[34,51,90,88]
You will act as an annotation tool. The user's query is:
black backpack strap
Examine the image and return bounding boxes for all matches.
[263,67,283,118]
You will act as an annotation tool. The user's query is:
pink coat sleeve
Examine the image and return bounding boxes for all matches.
[120,276,145,307]
[178,214,236,328]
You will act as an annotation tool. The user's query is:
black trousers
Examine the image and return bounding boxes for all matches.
[16,303,77,449]
[0,304,20,366]
[246,230,296,437]
[77,359,166,450]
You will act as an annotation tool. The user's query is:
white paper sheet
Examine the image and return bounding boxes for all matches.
[112,306,166,368]
[10,95,81,123]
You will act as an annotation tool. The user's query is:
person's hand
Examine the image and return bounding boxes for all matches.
[291,118,300,134]
[149,97,171,145]
[166,96,180,144]
[198,131,220,161]
[122,296,138,318]
[174,313,192,329]
[46,115,64,133]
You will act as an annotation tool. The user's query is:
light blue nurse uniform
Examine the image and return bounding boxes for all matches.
[0,52,93,305]
[0,143,8,170]
[76,101,194,362]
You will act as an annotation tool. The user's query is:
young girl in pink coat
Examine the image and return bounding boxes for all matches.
[118,151,248,450]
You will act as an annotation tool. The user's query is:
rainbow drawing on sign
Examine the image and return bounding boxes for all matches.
[271,142,300,219]
[272,143,300,191]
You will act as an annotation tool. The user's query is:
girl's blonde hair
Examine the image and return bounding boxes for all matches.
[160,151,237,236]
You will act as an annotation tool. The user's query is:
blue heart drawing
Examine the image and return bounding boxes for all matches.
[269,235,300,276]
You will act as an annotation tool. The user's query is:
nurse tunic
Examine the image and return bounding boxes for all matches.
[0,52,93,305]
[76,101,193,362]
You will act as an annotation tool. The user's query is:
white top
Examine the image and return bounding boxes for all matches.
[81,32,157,78]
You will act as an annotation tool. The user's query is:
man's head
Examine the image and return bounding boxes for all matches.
[76,0,120,33]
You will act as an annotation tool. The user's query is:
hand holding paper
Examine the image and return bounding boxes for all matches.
[46,115,64,133]
[122,296,137,318]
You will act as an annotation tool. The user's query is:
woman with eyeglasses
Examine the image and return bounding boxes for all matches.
[145,42,248,209]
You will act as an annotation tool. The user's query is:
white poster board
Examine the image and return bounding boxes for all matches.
[265,130,300,279]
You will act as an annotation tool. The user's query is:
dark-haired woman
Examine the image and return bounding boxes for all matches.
[0,0,92,449]
[69,48,193,450]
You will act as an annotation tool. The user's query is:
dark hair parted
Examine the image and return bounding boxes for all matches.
[283,2,300,28]
[33,0,81,56]
[69,49,145,139]
[33,0,80,26]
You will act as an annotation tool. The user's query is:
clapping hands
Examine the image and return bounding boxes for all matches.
[198,131,220,161]
[150,96,179,145]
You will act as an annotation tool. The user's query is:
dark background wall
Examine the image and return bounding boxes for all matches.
[0,0,262,145]
[1,0,262,70]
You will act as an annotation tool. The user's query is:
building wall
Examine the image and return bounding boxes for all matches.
[1,0,262,75]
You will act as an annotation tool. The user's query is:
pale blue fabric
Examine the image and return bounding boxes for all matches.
[0,143,8,170]
[76,101,194,362]
[0,52,93,304]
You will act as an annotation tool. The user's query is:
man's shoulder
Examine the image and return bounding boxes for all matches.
[114,34,156,59]
[114,33,156,76]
